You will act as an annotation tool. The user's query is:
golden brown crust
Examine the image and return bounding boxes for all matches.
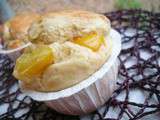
[43,10,110,29]
[43,10,108,20]
[9,13,40,40]
[29,10,111,44]
[3,12,40,48]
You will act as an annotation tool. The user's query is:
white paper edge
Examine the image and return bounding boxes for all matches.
[19,29,121,101]
[0,42,31,54]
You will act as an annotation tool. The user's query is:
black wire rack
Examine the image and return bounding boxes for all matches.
[0,10,160,120]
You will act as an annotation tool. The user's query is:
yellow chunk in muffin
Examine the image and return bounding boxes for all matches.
[73,32,105,51]
[14,45,54,82]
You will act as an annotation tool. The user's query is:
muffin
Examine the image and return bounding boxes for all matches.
[0,12,40,62]
[3,12,40,49]
[13,10,121,115]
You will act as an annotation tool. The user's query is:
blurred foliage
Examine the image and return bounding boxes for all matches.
[116,0,142,9]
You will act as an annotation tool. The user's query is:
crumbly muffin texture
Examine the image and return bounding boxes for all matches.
[28,10,110,44]
[13,10,112,92]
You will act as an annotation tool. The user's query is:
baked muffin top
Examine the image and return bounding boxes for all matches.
[29,10,110,44]
[13,10,112,92]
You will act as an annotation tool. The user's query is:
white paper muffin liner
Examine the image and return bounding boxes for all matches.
[45,60,119,115]
[19,29,121,115]
[0,42,31,62]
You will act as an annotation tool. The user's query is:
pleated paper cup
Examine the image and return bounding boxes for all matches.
[0,42,31,63]
[20,29,121,115]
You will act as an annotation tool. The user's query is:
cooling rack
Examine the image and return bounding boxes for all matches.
[0,10,160,120]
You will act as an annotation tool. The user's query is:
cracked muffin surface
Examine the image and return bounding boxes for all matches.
[28,10,110,44]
